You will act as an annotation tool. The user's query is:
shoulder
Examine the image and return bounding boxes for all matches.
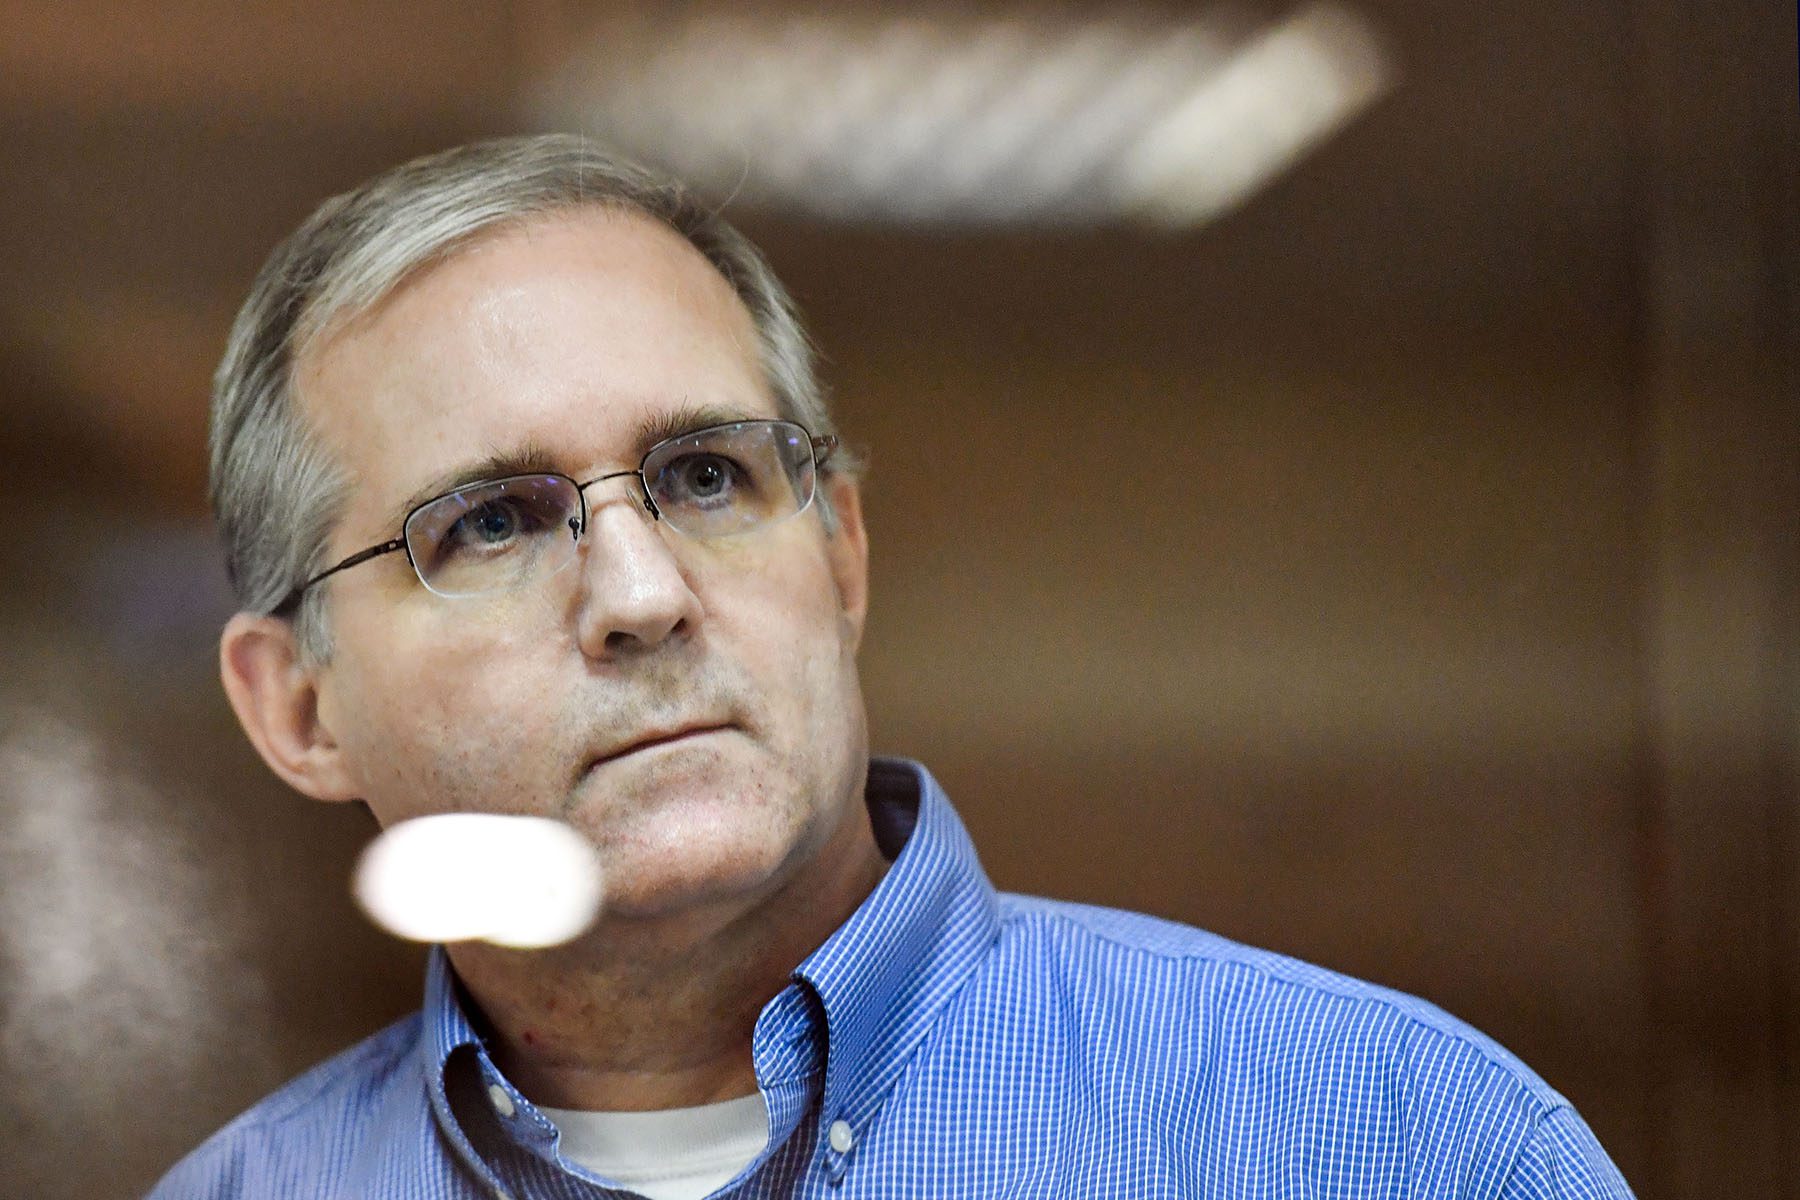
[954,896,1631,1195]
[990,893,1570,1112]
[145,1013,423,1199]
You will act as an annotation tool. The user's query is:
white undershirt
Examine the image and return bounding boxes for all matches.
[538,1092,770,1200]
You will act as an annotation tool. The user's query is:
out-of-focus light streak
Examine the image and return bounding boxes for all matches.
[1114,4,1391,226]
[529,3,1392,228]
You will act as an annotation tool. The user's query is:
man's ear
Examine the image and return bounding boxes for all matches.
[219,613,361,803]
[821,473,870,651]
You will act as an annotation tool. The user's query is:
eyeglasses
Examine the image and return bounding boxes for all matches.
[277,419,837,611]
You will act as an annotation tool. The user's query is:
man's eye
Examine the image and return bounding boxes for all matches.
[668,454,742,504]
[447,500,532,550]
[472,504,518,541]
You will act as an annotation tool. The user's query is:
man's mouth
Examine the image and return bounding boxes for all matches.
[589,723,734,770]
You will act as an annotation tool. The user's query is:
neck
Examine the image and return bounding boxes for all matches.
[447,795,888,1112]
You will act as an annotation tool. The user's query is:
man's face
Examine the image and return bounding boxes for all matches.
[292,209,870,921]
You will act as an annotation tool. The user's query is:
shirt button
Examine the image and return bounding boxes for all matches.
[487,1083,516,1119]
[828,1119,855,1154]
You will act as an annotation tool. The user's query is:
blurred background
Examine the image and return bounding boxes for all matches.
[0,2,1793,1197]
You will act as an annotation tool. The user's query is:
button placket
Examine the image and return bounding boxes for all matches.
[821,1117,856,1186]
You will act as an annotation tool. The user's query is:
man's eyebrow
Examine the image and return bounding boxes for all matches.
[626,401,762,461]
[389,403,762,522]
[394,442,563,522]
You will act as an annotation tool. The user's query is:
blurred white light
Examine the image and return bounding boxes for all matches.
[1113,4,1391,226]
[353,813,605,950]
[529,3,1392,228]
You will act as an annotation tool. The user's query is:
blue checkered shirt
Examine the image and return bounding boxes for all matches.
[150,757,1632,1198]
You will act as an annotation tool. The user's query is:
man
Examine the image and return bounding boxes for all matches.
[153,134,1632,1199]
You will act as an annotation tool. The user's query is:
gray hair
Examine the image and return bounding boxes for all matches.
[211,133,845,663]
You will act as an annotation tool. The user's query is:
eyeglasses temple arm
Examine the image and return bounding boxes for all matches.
[274,538,407,615]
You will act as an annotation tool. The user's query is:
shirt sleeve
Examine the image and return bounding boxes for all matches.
[1497,1106,1635,1200]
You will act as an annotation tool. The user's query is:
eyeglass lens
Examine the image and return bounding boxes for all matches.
[401,421,818,598]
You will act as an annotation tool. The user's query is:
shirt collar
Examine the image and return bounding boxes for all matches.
[423,942,482,1064]
[419,945,506,1188]
[418,756,1000,1137]
[789,757,1000,1127]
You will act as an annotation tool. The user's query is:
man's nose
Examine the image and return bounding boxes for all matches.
[570,490,703,660]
